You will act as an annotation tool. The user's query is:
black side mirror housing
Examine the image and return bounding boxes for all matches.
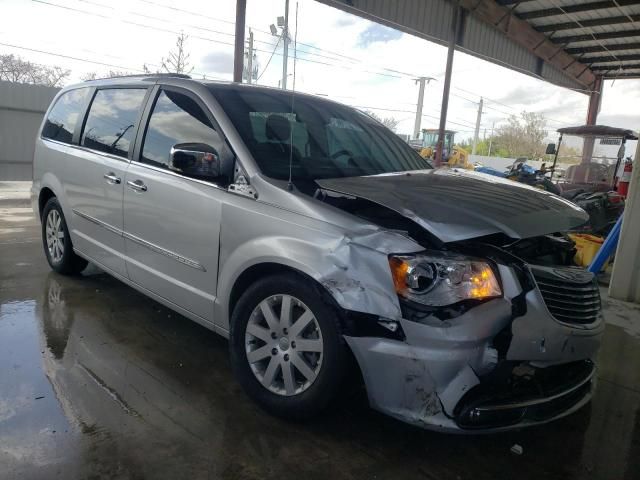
[545,143,556,155]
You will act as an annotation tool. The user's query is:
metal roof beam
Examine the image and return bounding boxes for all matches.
[460,0,596,88]
[585,53,640,63]
[552,28,640,44]
[603,72,640,78]
[536,15,640,33]
[591,63,640,70]
[496,0,536,4]
[566,42,640,55]
[519,0,639,20]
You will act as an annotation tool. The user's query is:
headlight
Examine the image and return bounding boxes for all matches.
[388,253,501,307]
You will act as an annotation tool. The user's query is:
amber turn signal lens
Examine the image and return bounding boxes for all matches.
[469,267,498,299]
[388,257,409,294]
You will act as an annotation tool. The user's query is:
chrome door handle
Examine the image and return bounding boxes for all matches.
[127,180,147,192]
[104,172,121,184]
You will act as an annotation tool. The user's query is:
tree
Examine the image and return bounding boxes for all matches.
[557,143,582,165]
[365,110,400,132]
[0,54,69,87]
[493,111,547,158]
[83,32,193,81]
[161,32,194,74]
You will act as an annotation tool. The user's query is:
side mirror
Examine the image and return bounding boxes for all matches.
[545,143,556,155]
[169,143,221,179]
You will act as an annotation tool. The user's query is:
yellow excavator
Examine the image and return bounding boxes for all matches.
[416,129,473,169]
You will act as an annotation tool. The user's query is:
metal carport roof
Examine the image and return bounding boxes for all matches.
[315,0,640,91]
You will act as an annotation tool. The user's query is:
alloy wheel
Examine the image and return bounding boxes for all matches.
[45,209,65,263]
[245,294,324,396]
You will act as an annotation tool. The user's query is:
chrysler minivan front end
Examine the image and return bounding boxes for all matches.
[211,85,603,432]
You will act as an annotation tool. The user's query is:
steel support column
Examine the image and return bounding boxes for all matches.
[436,3,463,167]
[582,76,603,163]
[609,130,640,303]
[233,0,247,83]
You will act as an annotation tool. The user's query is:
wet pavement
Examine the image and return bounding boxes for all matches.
[1,186,640,480]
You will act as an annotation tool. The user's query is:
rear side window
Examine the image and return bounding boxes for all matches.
[42,88,90,144]
[81,88,147,159]
[141,89,224,169]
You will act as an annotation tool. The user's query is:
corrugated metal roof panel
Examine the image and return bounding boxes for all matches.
[316,0,594,89]
[316,0,640,84]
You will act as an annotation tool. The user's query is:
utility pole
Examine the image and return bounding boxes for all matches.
[281,0,290,90]
[246,28,254,84]
[233,0,247,83]
[472,97,483,155]
[487,121,495,157]
[413,77,429,140]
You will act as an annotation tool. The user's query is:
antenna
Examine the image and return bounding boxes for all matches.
[286,2,299,191]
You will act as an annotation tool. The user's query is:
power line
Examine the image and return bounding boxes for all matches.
[32,0,420,82]
[350,104,477,130]
[0,41,226,80]
[256,35,282,81]
[452,85,586,126]
[137,0,420,77]
[0,41,146,72]
[134,0,422,79]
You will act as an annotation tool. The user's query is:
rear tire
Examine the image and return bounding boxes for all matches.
[41,197,88,275]
[230,273,347,420]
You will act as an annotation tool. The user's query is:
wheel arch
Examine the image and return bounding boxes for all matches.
[38,187,56,219]
[227,262,341,326]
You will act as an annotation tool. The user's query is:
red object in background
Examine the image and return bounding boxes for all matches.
[618,160,633,198]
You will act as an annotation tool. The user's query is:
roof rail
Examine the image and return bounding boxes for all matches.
[85,73,192,81]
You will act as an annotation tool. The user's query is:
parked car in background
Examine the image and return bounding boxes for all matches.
[32,75,603,432]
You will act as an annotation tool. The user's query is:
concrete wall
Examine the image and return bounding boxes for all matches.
[0,81,60,180]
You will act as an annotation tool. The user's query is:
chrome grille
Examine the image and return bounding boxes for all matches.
[530,266,601,325]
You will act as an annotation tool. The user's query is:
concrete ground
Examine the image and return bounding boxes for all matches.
[1,182,639,480]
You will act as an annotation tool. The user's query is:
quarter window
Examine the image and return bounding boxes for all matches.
[42,88,90,144]
[141,90,224,169]
[81,88,147,158]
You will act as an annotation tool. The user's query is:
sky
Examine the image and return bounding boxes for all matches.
[2,0,639,158]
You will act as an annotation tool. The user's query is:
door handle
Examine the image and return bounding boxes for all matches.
[104,172,121,184]
[127,180,148,192]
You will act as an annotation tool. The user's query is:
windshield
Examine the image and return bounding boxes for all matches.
[210,87,431,181]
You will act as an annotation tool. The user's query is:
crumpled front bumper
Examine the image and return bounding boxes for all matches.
[344,269,603,433]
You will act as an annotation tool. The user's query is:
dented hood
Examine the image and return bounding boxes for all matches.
[317,169,588,243]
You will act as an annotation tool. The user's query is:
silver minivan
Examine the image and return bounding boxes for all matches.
[32,74,603,432]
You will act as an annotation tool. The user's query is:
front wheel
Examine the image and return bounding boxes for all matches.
[230,273,348,420]
[41,197,88,275]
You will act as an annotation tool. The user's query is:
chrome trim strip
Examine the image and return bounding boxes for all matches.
[72,209,206,272]
[475,367,595,412]
[123,231,206,272]
[42,138,130,163]
[72,209,123,236]
[129,160,227,192]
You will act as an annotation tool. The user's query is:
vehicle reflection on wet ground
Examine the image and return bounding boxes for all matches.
[1,189,639,480]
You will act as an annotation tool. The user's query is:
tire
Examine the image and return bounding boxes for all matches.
[230,273,348,420]
[41,197,88,275]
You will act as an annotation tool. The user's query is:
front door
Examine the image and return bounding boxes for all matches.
[123,87,230,322]
[64,87,148,277]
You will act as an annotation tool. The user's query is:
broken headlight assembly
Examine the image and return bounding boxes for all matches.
[388,253,502,307]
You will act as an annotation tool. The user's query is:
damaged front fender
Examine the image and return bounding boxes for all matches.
[215,200,423,331]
